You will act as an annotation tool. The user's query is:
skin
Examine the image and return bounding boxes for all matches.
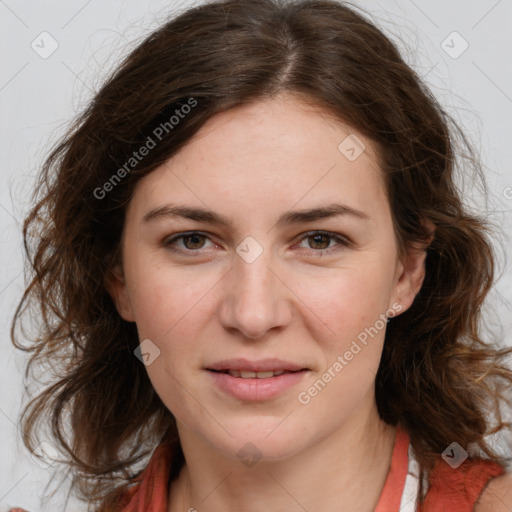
[475,473,512,511]
[107,92,430,512]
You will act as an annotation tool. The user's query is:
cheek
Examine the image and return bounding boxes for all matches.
[126,265,220,416]
[298,261,396,339]
[296,263,396,407]
[293,269,394,417]
[126,254,220,338]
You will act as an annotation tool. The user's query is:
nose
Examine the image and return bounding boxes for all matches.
[218,247,293,340]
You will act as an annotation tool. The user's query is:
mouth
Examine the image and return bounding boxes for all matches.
[207,368,306,379]
[206,362,310,401]
[205,357,310,379]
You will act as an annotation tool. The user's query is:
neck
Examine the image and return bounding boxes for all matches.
[168,399,397,512]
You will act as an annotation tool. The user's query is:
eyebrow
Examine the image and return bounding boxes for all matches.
[143,202,369,227]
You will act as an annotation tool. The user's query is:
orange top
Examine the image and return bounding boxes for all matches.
[421,452,505,511]
[112,429,410,511]
[104,424,507,511]
[8,425,506,511]
[374,423,410,511]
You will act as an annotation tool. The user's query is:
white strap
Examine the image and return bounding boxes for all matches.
[399,444,420,511]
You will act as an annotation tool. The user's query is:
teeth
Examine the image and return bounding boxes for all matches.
[240,370,257,378]
[255,371,274,379]
[227,369,288,379]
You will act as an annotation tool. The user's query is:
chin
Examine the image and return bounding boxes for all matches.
[202,418,311,463]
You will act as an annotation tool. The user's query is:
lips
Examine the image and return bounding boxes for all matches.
[206,360,309,401]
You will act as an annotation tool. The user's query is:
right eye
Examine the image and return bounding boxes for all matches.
[162,231,217,254]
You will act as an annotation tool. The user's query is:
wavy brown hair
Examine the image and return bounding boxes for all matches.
[11,0,512,510]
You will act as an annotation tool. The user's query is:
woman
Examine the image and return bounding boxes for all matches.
[10,0,512,510]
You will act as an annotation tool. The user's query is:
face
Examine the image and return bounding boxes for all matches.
[108,93,426,462]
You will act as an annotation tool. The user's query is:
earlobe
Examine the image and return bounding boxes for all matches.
[104,264,136,322]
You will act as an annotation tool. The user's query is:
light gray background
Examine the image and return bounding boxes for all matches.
[1,0,511,510]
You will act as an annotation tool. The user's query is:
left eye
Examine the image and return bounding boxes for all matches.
[163,230,348,255]
[295,231,349,255]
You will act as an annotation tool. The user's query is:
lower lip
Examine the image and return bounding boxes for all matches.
[207,370,308,401]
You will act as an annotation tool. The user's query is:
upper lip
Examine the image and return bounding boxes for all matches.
[206,358,308,372]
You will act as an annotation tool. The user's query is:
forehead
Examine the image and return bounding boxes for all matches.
[127,93,389,226]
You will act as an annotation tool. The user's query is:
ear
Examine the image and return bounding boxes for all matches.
[104,263,136,322]
[391,221,435,314]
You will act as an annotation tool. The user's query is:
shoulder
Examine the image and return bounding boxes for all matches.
[422,455,508,511]
[473,471,512,512]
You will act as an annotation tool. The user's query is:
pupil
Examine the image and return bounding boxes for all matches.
[310,234,329,249]
[184,234,205,249]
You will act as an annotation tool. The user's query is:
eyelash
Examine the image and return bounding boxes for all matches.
[162,230,350,257]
